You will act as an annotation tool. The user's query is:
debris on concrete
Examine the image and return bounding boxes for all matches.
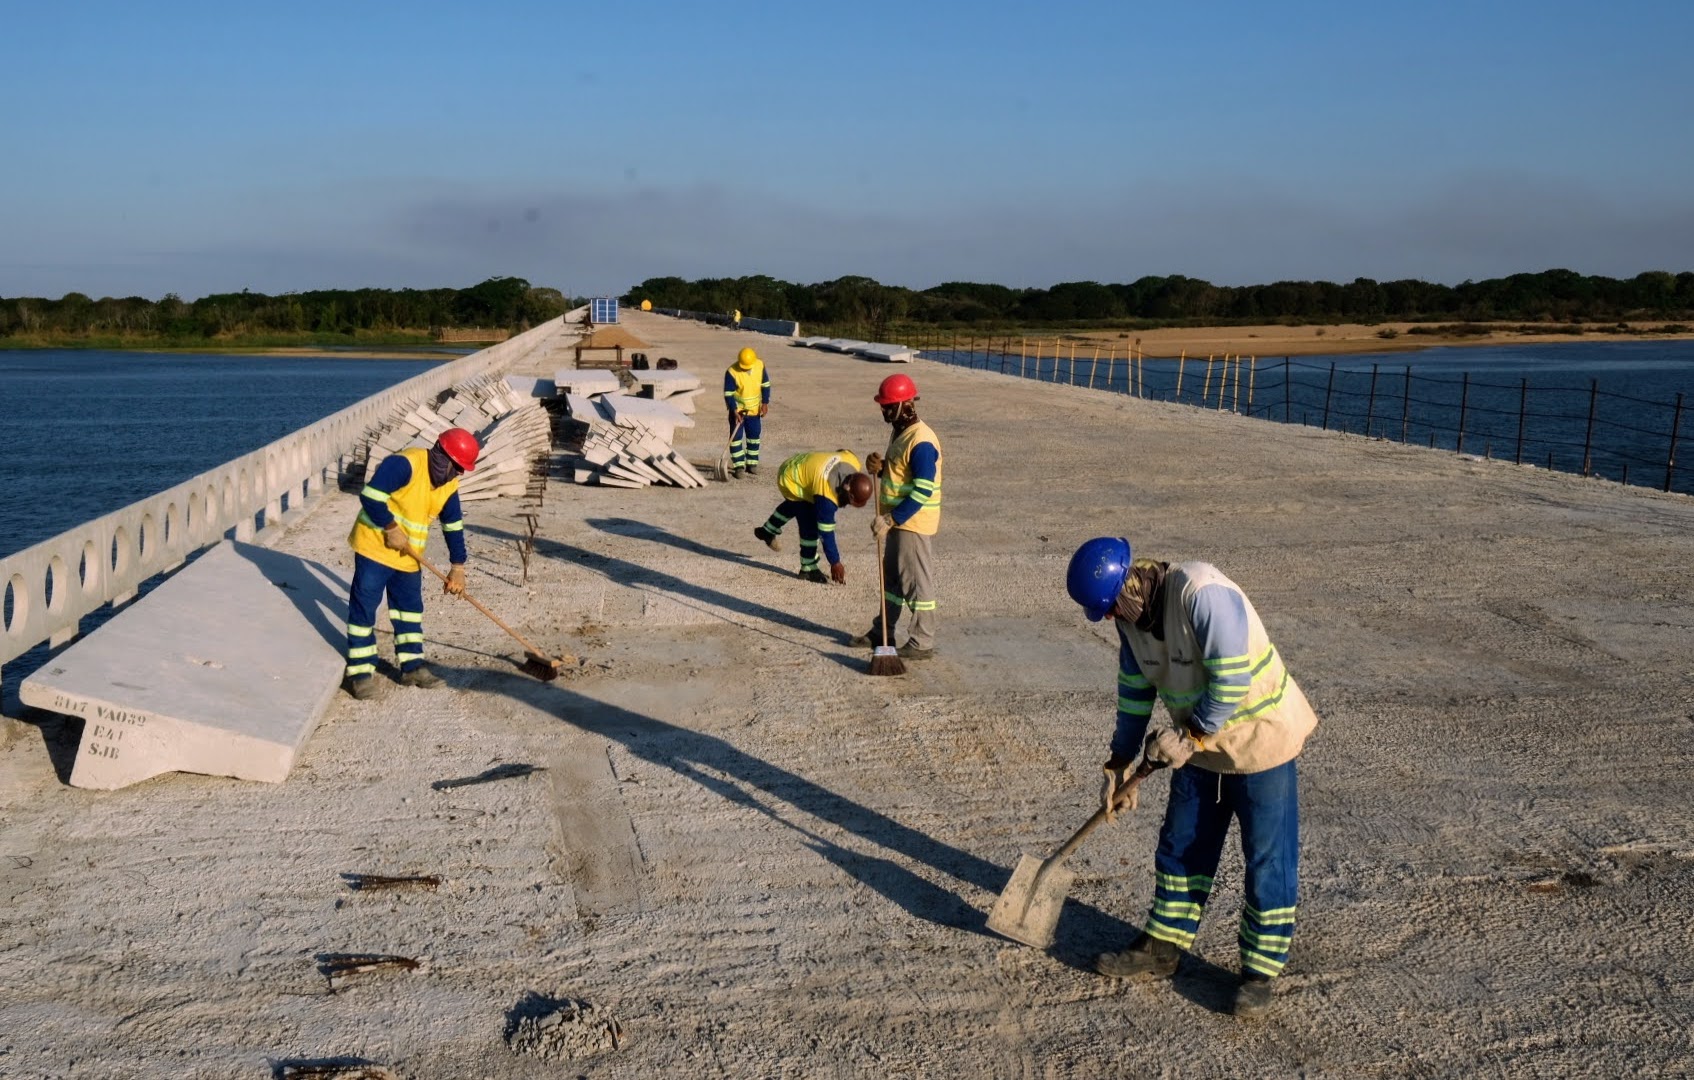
[340,873,441,892]
[317,953,424,986]
[505,993,625,1060]
[430,762,546,790]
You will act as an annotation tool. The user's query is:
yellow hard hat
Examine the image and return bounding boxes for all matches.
[640,298,652,311]
[736,347,759,367]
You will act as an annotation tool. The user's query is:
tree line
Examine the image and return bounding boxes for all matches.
[0,277,570,342]
[624,269,1694,332]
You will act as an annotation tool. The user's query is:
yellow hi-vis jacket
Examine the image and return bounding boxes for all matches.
[879,420,943,536]
[778,450,863,505]
[348,447,461,572]
[725,357,768,413]
[1119,562,1318,774]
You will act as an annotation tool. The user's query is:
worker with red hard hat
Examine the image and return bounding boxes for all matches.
[849,373,943,660]
[341,427,480,700]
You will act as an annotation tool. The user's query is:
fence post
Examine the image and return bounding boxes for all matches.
[1365,364,1379,437]
[1401,366,1412,443]
[1284,358,1291,422]
[1581,378,1598,476]
[1321,362,1336,431]
[1665,393,1684,492]
[1456,372,1470,453]
[1247,356,1257,415]
[1515,378,1528,465]
[1176,350,1186,402]
[1202,355,1215,408]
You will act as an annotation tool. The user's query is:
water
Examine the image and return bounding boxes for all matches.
[1,349,447,559]
[925,339,1694,494]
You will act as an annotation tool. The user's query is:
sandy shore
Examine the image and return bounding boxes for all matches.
[3,310,1692,1076]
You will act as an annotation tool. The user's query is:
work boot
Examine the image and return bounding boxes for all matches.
[745,464,759,476]
[1095,934,1182,979]
[1232,971,1275,1017]
[399,665,445,689]
[732,467,745,479]
[848,629,876,647]
[754,525,782,551]
[342,676,377,701]
[896,642,936,661]
[799,568,829,584]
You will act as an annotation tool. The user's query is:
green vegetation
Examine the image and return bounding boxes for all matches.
[625,269,1694,339]
[0,276,570,347]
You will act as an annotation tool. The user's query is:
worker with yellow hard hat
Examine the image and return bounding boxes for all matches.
[722,346,771,478]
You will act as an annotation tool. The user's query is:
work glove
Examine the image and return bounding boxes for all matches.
[1143,725,1197,769]
[871,514,893,539]
[865,452,884,476]
[830,562,847,585]
[444,564,467,596]
[382,522,412,554]
[1100,755,1138,823]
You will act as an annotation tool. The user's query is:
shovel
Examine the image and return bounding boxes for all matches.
[987,760,1159,949]
[407,545,574,681]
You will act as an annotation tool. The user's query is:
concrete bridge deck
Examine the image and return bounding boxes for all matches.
[2,309,1692,1076]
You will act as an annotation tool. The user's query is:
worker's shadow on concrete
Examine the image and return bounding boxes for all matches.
[476,527,863,669]
[477,668,1140,960]
[584,517,796,580]
[231,541,348,653]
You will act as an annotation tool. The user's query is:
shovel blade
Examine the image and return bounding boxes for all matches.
[987,853,1076,949]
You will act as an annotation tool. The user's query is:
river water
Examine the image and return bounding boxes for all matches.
[1,349,447,560]
[924,338,1694,495]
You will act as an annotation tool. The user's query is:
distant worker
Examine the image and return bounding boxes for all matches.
[341,428,480,700]
[851,374,942,660]
[732,308,742,329]
[723,346,771,478]
[1065,537,1319,1018]
[753,450,876,583]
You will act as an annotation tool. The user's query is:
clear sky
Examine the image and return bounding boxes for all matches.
[3,0,1691,300]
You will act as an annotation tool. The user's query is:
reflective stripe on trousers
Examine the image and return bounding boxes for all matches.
[1144,759,1299,977]
[345,553,427,676]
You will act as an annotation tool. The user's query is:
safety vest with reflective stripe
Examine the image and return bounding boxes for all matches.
[879,420,942,536]
[778,450,862,505]
[725,359,768,412]
[1119,562,1317,774]
[348,447,460,572]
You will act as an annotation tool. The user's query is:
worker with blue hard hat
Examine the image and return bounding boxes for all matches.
[1065,535,1320,1018]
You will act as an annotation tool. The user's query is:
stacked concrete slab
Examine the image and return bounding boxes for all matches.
[631,369,703,414]
[364,375,550,501]
[559,390,707,489]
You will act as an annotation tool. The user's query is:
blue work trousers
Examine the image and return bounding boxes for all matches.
[345,553,427,678]
[1144,758,1300,978]
[730,412,763,468]
[761,499,821,571]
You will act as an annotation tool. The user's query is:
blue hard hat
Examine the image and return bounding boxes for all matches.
[1067,537,1132,622]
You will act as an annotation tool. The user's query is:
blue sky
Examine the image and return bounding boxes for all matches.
[3,0,1691,300]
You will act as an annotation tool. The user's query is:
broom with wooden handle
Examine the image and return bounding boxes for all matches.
[714,414,746,482]
[868,519,906,676]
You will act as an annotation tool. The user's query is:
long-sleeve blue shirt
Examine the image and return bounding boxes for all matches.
[1112,581,1253,759]
[888,440,939,527]
[361,454,468,564]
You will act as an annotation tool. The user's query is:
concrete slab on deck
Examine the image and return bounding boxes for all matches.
[19,540,347,790]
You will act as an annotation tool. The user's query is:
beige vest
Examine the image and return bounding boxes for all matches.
[1118,562,1317,774]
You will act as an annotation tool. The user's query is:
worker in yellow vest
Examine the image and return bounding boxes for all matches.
[722,346,770,478]
[753,450,875,582]
[850,374,942,660]
[342,428,479,699]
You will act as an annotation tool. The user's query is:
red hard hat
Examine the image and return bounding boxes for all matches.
[437,427,480,472]
[874,373,917,405]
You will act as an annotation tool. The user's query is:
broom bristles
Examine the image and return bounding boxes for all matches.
[869,646,906,677]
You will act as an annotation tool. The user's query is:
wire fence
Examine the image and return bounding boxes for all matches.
[907,331,1692,497]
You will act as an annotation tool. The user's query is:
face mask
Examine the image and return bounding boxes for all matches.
[428,445,460,487]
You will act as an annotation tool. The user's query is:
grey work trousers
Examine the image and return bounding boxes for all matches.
[869,528,937,650]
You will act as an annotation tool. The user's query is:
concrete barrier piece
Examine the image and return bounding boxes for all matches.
[20,541,349,791]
